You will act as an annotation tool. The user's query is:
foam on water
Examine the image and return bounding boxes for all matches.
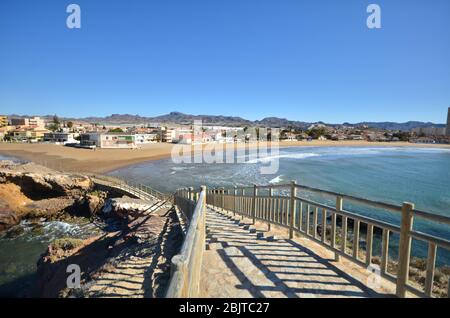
[0,218,100,297]
[246,152,320,163]
[269,175,284,184]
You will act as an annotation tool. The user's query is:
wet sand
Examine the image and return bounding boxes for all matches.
[0,141,449,173]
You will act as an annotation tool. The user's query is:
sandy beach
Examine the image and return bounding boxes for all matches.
[0,141,449,174]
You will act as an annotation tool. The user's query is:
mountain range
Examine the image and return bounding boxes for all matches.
[6,112,446,131]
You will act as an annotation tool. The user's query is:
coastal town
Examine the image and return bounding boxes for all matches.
[1,108,449,149]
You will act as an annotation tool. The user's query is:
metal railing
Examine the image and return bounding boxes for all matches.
[206,181,450,298]
[166,186,207,298]
[90,174,169,202]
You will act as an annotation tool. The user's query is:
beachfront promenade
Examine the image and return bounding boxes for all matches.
[167,183,450,298]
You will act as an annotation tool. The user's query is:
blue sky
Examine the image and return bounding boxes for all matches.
[0,0,449,123]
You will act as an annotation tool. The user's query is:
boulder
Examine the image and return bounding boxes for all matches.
[103,197,156,219]
[86,192,107,215]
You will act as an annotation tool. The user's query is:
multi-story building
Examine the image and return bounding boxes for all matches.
[79,133,136,149]
[0,116,8,127]
[162,128,176,143]
[10,118,29,126]
[10,127,48,142]
[412,127,446,137]
[446,107,450,136]
[9,116,45,129]
[28,116,45,128]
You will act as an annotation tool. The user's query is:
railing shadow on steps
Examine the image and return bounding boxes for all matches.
[206,181,450,298]
[166,186,207,298]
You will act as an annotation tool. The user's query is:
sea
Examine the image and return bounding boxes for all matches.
[108,146,450,265]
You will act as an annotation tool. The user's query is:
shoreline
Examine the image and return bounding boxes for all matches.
[0,141,449,174]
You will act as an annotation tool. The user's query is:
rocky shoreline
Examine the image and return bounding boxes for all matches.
[0,160,104,231]
[0,160,182,298]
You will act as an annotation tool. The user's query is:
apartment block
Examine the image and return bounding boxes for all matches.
[0,116,8,127]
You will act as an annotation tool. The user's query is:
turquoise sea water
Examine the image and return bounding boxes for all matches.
[109,146,450,264]
[0,220,99,297]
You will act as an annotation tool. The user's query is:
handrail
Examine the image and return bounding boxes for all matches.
[229,183,450,224]
[90,174,168,202]
[207,181,450,298]
[166,186,207,298]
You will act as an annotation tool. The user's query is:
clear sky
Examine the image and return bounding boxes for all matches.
[0,0,449,123]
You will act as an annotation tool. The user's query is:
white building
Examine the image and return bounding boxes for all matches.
[162,128,176,143]
[135,133,158,144]
[44,132,79,144]
[79,133,136,149]
[29,116,45,128]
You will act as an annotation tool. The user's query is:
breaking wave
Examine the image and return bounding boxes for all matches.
[246,153,320,164]
[269,175,284,184]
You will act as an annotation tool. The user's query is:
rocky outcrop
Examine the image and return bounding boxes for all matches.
[0,161,101,231]
[103,197,157,219]
[35,205,182,298]
[24,197,76,220]
[35,235,108,298]
[83,191,108,216]
[0,182,32,230]
[0,161,93,200]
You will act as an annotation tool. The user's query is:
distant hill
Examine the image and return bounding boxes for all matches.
[151,112,253,126]
[5,112,446,131]
[342,121,446,131]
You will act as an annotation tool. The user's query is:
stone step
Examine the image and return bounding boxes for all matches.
[206,242,225,250]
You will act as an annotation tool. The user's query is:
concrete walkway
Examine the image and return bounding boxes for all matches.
[200,207,390,298]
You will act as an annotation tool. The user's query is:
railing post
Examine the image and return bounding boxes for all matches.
[289,181,297,239]
[268,187,273,231]
[233,186,237,216]
[334,196,343,262]
[425,242,437,297]
[252,185,257,224]
[201,185,207,229]
[189,187,194,201]
[396,202,414,298]
[241,188,245,220]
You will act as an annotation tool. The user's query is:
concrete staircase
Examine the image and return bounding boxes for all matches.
[200,207,381,298]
